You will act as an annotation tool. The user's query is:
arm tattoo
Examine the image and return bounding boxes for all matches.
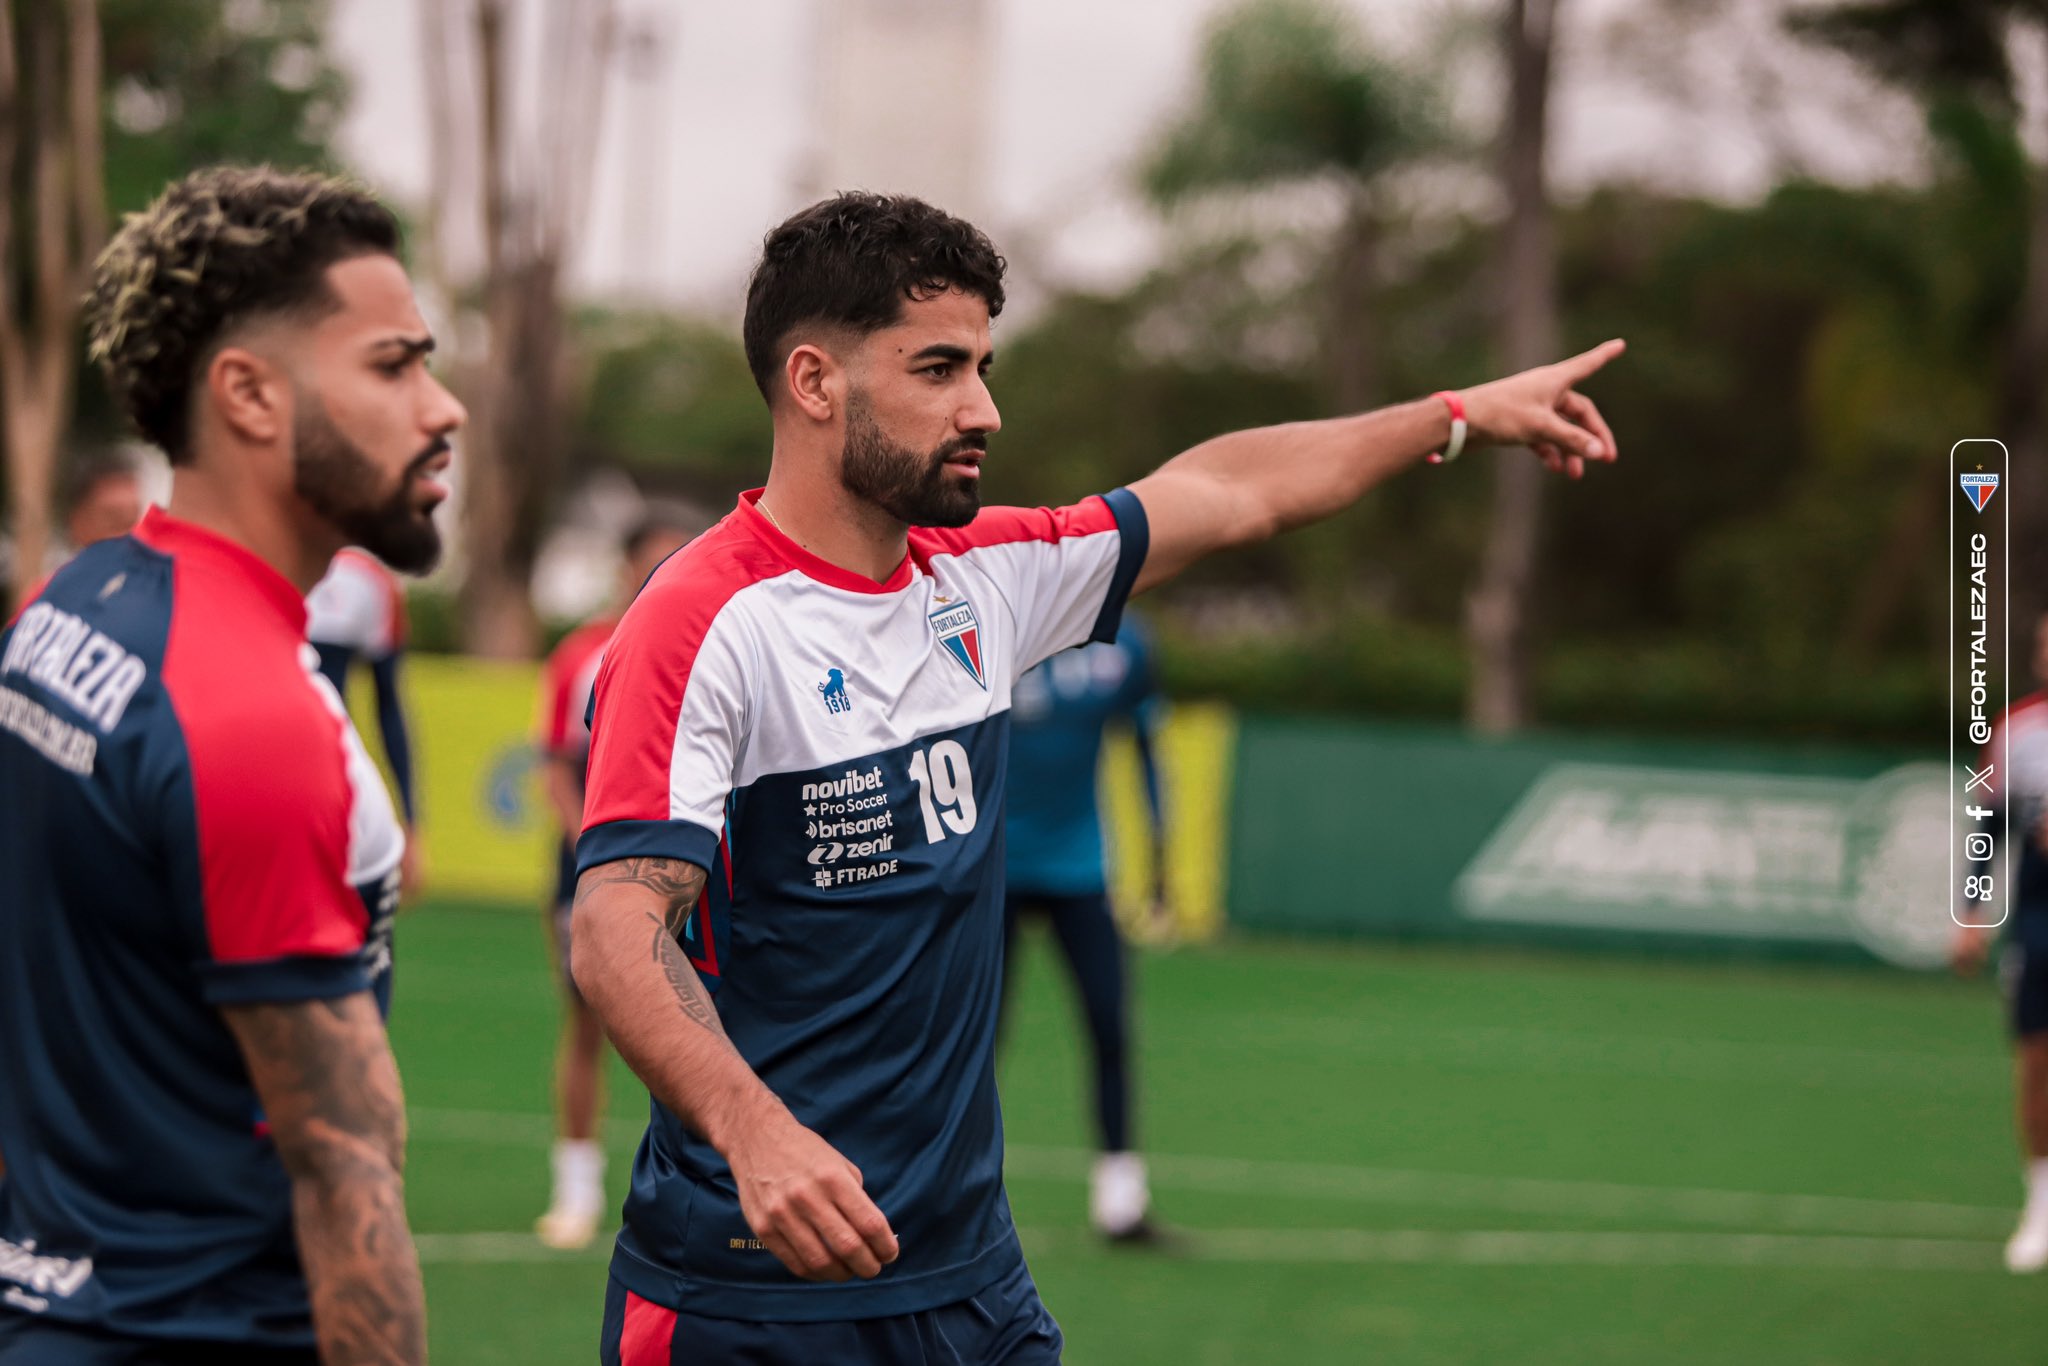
[222,994,423,1366]
[576,854,703,933]
[575,857,728,1042]
[649,912,731,1040]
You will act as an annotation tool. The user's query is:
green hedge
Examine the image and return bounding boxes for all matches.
[1158,617,1939,747]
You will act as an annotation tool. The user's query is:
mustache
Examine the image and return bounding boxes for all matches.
[936,433,988,461]
[407,437,452,477]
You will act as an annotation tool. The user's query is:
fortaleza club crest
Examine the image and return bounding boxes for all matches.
[1960,471,2000,513]
[928,595,986,689]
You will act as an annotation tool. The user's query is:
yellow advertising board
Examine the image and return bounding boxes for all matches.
[348,657,1231,940]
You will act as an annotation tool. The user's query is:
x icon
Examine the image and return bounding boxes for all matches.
[1966,763,1995,794]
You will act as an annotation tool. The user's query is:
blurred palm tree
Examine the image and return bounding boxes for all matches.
[1791,0,2048,632]
[0,0,102,606]
[1467,0,1562,733]
[1142,0,1452,414]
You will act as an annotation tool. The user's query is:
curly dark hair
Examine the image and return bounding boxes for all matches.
[742,192,1006,403]
[83,165,402,464]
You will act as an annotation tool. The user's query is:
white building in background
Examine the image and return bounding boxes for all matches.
[797,0,994,222]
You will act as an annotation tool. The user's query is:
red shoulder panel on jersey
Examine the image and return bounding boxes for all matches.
[581,514,778,832]
[911,496,1118,562]
[540,618,615,754]
[153,517,366,966]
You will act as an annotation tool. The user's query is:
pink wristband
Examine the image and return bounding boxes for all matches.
[1425,390,1467,465]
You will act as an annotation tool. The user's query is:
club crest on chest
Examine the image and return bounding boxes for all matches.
[928,594,987,690]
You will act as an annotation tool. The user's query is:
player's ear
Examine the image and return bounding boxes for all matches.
[205,344,289,448]
[784,342,840,424]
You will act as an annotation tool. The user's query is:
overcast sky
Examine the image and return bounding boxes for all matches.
[327,0,1926,317]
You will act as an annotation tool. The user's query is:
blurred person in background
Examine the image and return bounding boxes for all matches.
[59,450,148,556]
[0,165,461,1365]
[307,546,422,910]
[569,191,1622,1366]
[1002,616,1169,1243]
[1955,610,2048,1273]
[533,510,695,1251]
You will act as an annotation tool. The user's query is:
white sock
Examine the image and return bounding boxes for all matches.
[2025,1159,2048,1213]
[1091,1152,1150,1235]
[552,1138,606,1215]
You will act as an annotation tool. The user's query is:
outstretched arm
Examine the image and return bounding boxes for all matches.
[221,993,423,1366]
[1128,340,1625,593]
[571,858,899,1283]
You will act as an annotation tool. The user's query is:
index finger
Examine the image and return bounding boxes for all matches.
[1556,337,1626,385]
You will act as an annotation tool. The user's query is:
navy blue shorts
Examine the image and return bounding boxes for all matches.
[598,1260,1063,1365]
[0,1312,316,1364]
[2003,942,2048,1038]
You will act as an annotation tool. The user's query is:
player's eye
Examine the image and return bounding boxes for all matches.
[922,363,951,380]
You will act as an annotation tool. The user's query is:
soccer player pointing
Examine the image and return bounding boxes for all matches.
[572,193,1620,1365]
[0,168,461,1365]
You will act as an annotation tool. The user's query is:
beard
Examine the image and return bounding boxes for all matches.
[293,400,445,574]
[838,394,983,529]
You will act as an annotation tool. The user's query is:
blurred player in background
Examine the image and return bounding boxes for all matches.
[1003,617,1169,1242]
[58,450,148,556]
[307,546,422,904]
[0,166,461,1364]
[534,511,695,1250]
[1955,610,2048,1272]
[569,191,1622,1366]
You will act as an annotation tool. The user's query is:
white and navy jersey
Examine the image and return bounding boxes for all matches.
[305,547,405,662]
[579,486,1148,1321]
[0,509,402,1347]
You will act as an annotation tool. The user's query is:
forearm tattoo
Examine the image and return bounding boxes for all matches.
[223,995,422,1365]
[649,911,729,1039]
[575,857,729,1042]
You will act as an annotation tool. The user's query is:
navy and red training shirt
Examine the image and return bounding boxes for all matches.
[0,508,402,1347]
[578,488,1147,1325]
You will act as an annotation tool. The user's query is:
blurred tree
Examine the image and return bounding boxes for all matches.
[1790,0,2048,632]
[568,310,768,502]
[420,0,616,659]
[1467,0,1563,734]
[0,0,103,605]
[1142,0,1450,413]
[97,0,347,219]
[2,0,350,600]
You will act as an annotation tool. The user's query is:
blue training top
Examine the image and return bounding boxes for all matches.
[0,511,402,1347]
[1003,622,1160,897]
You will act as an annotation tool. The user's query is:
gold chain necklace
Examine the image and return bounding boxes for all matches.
[758,498,791,538]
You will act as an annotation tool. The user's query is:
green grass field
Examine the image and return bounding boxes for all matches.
[393,899,2040,1364]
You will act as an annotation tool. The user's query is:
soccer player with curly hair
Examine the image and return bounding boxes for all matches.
[0,165,463,1365]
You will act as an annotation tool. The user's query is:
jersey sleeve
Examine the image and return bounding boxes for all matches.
[921,487,1150,680]
[537,637,579,758]
[306,553,400,657]
[577,585,751,876]
[173,696,372,1005]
